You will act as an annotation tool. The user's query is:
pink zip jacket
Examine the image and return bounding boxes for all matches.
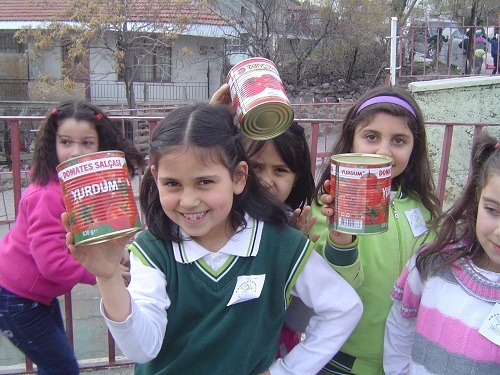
[0,179,95,305]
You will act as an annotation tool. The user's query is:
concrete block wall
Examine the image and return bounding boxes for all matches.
[408,76,500,208]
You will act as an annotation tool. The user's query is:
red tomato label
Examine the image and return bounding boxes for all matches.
[226,57,292,139]
[57,151,141,245]
[330,158,392,235]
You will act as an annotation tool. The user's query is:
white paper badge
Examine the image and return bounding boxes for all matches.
[479,303,500,346]
[227,274,266,307]
[404,208,427,237]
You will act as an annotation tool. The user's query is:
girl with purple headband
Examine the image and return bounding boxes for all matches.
[308,85,441,375]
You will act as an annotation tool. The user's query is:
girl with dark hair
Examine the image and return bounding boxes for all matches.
[309,85,441,374]
[63,103,362,375]
[243,121,318,239]
[384,132,500,373]
[0,99,144,374]
[243,121,319,358]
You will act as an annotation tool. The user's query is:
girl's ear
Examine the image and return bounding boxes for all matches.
[233,161,248,195]
[150,165,159,186]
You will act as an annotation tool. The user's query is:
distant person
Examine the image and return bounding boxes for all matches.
[384,132,500,374]
[63,103,363,375]
[488,35,498,74]
[427,27,448,45]
[0,100,144,374]
[427,28,448,63]
[474,29,488,73]
[458,36,470,74]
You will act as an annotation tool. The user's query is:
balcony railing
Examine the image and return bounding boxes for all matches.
[89,80,209,103]
[0,112,498,373]
[0,80,209,103]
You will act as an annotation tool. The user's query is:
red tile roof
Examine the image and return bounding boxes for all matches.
[1,0,69,21]
[0,0,229,26]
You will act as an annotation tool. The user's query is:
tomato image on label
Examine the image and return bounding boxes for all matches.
[356,173,388,224]
[360,172,377,189]
[330,154,392,235]
[106,202,134,231]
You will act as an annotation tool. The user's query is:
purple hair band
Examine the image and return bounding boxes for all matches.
[356,95,417,119]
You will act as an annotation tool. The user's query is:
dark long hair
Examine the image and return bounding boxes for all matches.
[140,103,289,242]
[314,85,440,221]
[416,132,500,278]
[243,121,315,210]
[31,99,145,186]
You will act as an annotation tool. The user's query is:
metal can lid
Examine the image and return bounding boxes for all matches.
[240,101,294,140]
[331,153,393,166]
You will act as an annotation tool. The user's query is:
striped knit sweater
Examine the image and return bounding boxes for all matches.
[390,249,500,374]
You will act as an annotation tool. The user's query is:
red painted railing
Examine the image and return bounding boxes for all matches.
[0,114,498,373]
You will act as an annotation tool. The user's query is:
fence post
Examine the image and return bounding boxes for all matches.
[388,17,398,86]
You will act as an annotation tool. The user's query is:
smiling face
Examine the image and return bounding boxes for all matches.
[56,118,99,164]
[351,112,414,179]
[476,173,500,273]
[248,142,296,203]
[151,147,248,252]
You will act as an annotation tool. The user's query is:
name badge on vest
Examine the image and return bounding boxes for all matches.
[479,303,500,346]
[227,274,265,307]
[404,208,427,237]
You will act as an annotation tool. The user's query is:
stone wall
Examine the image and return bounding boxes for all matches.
[408,76,500,208]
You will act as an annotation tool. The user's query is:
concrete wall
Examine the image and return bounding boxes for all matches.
[408,76,500,208]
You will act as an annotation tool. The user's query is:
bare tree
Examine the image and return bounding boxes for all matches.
[285,1,340,86]
[390,0,420,27]
[206,1,340,84]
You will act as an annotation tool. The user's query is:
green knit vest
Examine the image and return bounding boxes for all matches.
[129,222,312,375]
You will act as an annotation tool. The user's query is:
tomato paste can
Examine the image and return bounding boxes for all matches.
[57,151,142,246]
[330,154,392,235]
[226,57,294,140]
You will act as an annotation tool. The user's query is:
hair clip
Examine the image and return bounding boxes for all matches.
[495,142,500,149]
[96,114,103,120]
[51,108,58,115]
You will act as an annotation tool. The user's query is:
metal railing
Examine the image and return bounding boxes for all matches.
[0,80,209,104]
[400,19,499,79]
[0,113,498,373]
[89,80,209,103]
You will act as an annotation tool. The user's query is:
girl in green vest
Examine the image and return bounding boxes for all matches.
[63,103,362,375]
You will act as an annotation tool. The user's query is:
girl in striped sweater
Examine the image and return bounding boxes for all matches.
[384,132,500,374]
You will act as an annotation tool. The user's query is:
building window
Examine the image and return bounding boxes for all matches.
[61,41,89,82]
[119,46,172,82]
[0,32,26,53]
[137,47,172,82]
[227,34,248,53]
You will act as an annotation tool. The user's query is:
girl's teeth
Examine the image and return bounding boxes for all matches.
[184,212,205,220]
